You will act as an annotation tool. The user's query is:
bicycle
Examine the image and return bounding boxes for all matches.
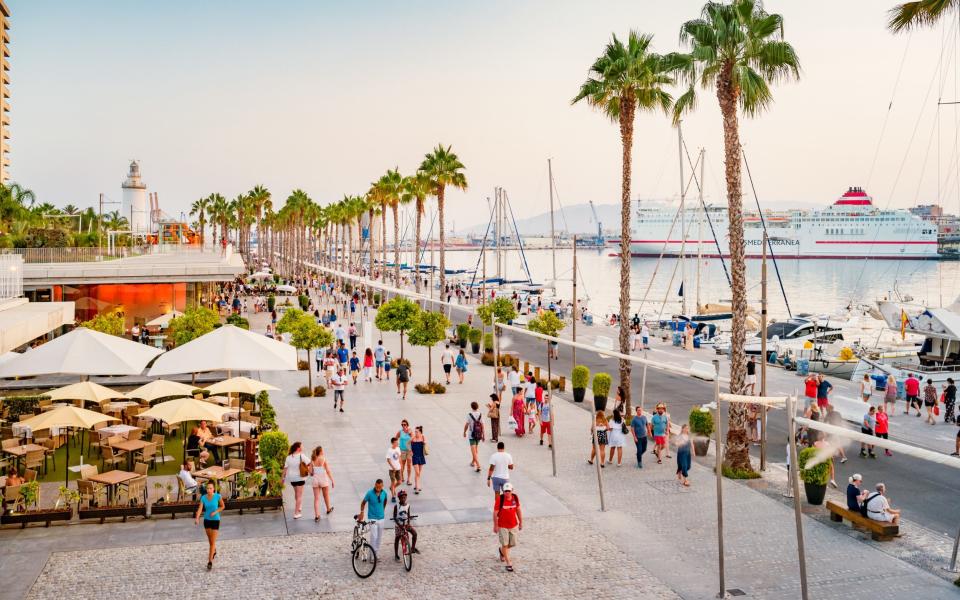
[351,514,377,578]
[391,514,418,572]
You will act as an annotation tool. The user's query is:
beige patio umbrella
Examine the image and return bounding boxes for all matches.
[18,406,118,485]
[45,381,124,405]
[205,376,279,422]
[139,397,234,461]
[0,327,162,378]
[145,311,183,328]
[124,379,199,403]
[147,325,297,376]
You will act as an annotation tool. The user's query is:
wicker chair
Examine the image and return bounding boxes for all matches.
[3,484,24,512]
[133,462,148,476]
[100,446,124,471]
[135,443,157,470]
[119,475,147,506]
[24,451,44,476]
[77,479,106,508]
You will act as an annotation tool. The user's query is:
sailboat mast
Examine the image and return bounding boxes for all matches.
[697,148,704,313]
[548,158,557,282]
[678,123,687,316]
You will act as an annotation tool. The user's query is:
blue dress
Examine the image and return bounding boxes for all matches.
[411,440,426,466]
[676,434,692,477]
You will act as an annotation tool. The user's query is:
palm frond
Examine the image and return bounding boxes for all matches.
[889,0,958,32]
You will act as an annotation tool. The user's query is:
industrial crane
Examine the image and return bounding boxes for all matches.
[588,200,604,246]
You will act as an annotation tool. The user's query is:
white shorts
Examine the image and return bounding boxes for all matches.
[870,512,894,523]
[746,374,757,385]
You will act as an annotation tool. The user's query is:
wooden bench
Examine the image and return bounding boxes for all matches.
[826,500,899,541]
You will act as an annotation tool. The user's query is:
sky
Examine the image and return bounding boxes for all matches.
[8,1,960,229]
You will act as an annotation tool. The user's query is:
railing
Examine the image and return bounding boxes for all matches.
[0,253,22,299]
[0,244,226,264]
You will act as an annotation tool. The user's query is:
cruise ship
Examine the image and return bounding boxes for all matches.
[608,187,939,259]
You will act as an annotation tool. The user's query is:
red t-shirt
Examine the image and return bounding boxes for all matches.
[905,378,920,396]
[874,412,889,434]
[804,379,818,398]
[495,494,520,529]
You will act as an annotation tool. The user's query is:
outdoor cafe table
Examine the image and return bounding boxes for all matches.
[206,436,244,459]
[3,443,44,469]
[12,422,64,439]
[103,401,139,414]
[87,470,138,504]
[218,421,253,437]
[98,424,138,439]
[193,466,242,497]
[110,439,149,471]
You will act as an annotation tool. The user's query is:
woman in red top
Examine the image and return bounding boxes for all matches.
[362,348,374,382]
[874,405,892,456]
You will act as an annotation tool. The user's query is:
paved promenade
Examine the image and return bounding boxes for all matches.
[4,298,958,598]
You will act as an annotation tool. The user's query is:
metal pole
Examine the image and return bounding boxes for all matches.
[679,123,687,316]
[949,524,960,572]
[640,352,648,412]
[99,193,104,255]
[713,359,726,599]
[548,340,557,477]
[761,231,768,471]
[572,235,577,368]
[697,149,705,312]
[786,393,810,600]
[548,158,557,282]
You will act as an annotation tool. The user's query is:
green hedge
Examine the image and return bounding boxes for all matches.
[571,365,590,389]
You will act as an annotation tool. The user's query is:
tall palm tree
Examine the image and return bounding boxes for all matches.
[248,185,271,263]
[62,204,80,216]
[674,0,800,470]
[207,193,229,248]
[190,196,210,247]
[376,168,406,285]
[889,0,959,31]
[403,172,432,293]
[419,145,467,294]
[572,31,676,417]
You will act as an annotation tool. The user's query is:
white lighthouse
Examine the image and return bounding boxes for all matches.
[121,160,149,233]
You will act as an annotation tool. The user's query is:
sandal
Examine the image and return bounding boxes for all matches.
[326,507,334,514]
[505,565,514,572]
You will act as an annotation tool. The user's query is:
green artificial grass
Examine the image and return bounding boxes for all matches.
[28,430,186,483]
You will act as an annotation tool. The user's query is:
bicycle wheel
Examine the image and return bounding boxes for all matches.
[352,542,377,578]
[401,534,412,572]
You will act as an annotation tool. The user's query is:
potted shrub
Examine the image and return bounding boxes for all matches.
[688,406,714,456]
[483,332,495,354]
[571,365,590,403]
[225,470,282,513]
[798,446,830,506]
[592,372,611,411]
[456,323,470,349]
[1,482,73,528]
[468,328,482,353]
[267,293,276,312]
[151,483,196,519]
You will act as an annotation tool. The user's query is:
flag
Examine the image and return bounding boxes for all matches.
[900,310,908,340]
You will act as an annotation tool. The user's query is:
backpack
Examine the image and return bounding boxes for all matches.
[470,413,484,441]
[860,492,879,518]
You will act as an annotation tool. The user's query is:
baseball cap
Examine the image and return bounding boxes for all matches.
[502,483,514,492]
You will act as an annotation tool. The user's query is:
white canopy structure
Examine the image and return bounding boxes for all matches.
[145,311,184,328]
[124,379,199,403]
[248,271,273,281]
[147,325,297,376]
[275,284,297,293]
[0,327,162,378]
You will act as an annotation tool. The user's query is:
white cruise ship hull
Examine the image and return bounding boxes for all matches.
[613,233,938,259]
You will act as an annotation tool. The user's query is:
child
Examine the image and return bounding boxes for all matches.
[526,400,537,434]
[349,351,361,384]
[323,352,336,387]
[384,351,393,381]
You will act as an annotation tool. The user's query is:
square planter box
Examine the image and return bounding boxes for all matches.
[225,496,283,514]
[1,508,72,528]
[150,500,198,519]
[78,505,147,524]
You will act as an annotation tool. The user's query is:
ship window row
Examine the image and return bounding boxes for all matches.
[826,228,865,235]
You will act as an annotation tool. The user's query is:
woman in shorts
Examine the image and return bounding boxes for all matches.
[195,481,224,570]
[282,441,310,519]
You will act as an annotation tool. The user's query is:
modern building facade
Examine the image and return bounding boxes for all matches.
[0,1,10,183]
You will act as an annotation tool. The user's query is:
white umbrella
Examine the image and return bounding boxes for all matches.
[204,376,278,396]
[145,311,184,328]
[46,381,124,404]
[0,327,162,378]
[125,379,199,403]
[19,406,118,485]
[147,325,297,376]
[139,397,233,424]
[275,284,297,293]
[248,272,273,281]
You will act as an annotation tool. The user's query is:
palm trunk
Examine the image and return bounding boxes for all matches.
[718,66,751,471]
[617,103,635,418]
[392,204,401,286]
[414,199,423,294]
[438,187,446,295]
[380,204,387,283]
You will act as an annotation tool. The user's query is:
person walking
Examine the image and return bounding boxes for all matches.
[282,441,310,519]
[651,403,670,464]
[441,344,455,385]
[410,426,427,494]
[487,441,514,497]
[508,366,522,396]
[386,437,402,502]
[395,420,414,485]
[945,378,957,423]
[455,349,468,384]
[493,483,522,573]
[511,389,526,437]
[315,347,323,372]
[860,374,873,403]
[374,341,386,380]
[487,393,501,443]
[494,367,506,403]
[816,374,833,411]
[395,359,411,400]
[384,351,393,380]
[803,372,819,409]
[675,424,693,486]
[884,373,897,417]
[860,406,877,459]
[606,408,626,466]
[464,401,485,472]
[587,411,608,467]
[745,356,757,395]
[331,367,347,412]
[630,406,649,468]
[539,393,553,448]
[195,481,225,570]
[363,348,374,382]
[641,322,650,350]
[359,479,388,554]
[349,351,361,384]
[924,378,939,425]
[875,404,892,456]
[904,373,921,416]
[309,445,334,521]
[348,322,358,350]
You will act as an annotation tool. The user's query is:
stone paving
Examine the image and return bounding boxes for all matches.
[9,291,960,599]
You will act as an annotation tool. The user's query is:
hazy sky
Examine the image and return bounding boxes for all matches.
[9,1,960,228]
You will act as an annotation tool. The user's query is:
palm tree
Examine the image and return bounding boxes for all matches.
[249,185,271,263]
[190,196,210,247]
[375,168,405,285]
[572,31,676,417]
[62,204,80,216]
[889,0,959,31]
[403,172,432,294]
[419,145,467,295]
[207,193,230,248]
[674,0,800,470]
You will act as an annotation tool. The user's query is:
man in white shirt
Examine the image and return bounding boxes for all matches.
[178,459,199,499]
[508,367,522,395]
[441,344,455,384]
[331,368,347,412]
[641,323,650,349]
[486,442,514,496]
[334,324,348,347]
[864,482,901,525]
[386,437,402,501]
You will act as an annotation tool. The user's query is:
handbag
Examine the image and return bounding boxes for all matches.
[424,442,430,456]
[935,405,941,416]
[298,458,309,478]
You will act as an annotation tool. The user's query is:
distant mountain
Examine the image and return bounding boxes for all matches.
[460,203,621,236]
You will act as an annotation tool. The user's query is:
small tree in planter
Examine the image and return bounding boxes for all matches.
[468,328,482,353]
[456,323,470,348]
[375,296,421,359]
[571,365,590,403]
[798,446,831,505]
[688,406,714,456]
[267,293,276,312]
[167,306,219,347]
[408,310,450,387]
[483,332,495,354]
[278,309,334,396]
[477,297,518,367]
[528,311,565,391]
[592,372,612,411]
[298,294,310,311]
